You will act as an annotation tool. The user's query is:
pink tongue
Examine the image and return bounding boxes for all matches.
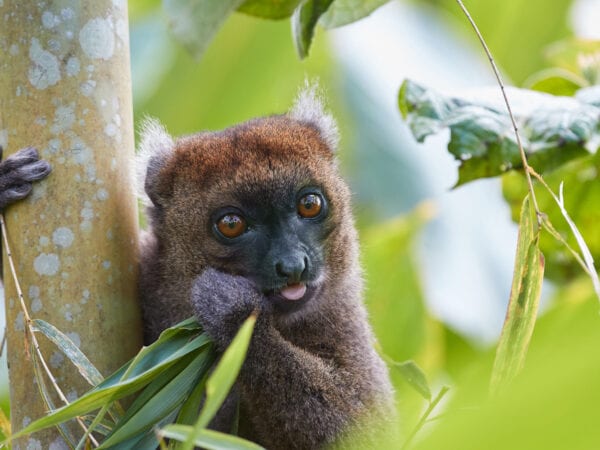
[280,283,307,301]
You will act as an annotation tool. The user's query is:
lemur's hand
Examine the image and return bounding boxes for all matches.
[0,147,51,210]
[191,268,265,350]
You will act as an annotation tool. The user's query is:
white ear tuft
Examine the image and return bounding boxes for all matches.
[136,117,174,205]
[289,81,339,150]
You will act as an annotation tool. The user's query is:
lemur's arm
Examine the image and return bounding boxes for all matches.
[192,268,390,449]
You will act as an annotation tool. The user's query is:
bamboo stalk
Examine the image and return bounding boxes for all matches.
[0,1,142,447]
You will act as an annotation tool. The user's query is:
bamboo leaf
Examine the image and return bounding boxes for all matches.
[237,0,302,19]
[176,370,210,426]
[9,322,210,441]
[32,319,104,387]
[291,0,335,59]
[162,424,264,450]
[180,314,256,450]
[393,360,431,401]
[163,0,246,59]
[319,0,391,29]
[491,195,545,392]
[99,351,214,448]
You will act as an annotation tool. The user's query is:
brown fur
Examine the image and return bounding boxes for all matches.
[139,113,395,449]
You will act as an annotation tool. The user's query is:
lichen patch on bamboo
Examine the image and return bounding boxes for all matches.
[96,188,109,201]
[79,18,115,60]
[50,352,64,369]
[14,312,25,332]
[33,253,61,276]
[0,129,8,148]
[50,104,76,135]
[52,227,74,248]
[66,56,80,76]
[28,38,61,90]
[31,298,42,313]
[49,437,69,450]
[42,11,61,29]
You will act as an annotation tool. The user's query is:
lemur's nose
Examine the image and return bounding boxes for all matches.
[275,252,308,283]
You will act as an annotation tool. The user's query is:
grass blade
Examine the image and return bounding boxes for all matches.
[393,360,431,401]
[180,314,256,450]
[99,350,213,448]
[491,195,545,393]
[176,369,210,426]
[32,319,103,386]
[161,424,264,450]
[10,324,210,440]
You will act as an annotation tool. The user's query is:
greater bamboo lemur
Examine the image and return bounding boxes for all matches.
[1,87,394,449]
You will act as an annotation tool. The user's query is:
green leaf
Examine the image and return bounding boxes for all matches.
[162,424,264,449]
[291,0,335,59]
[524,68,586,96]
[32,319,104,387]
[9,321,210,441]
[393,360,431,401]
[319,0,391,29]
[398,79,598,186]
[99,351,214,448]
[176,370,210,426]
[237,0,302,19]
[490,195,545,392]
[163,0,246,59]
[181,314,256,450]
[502,156,600,281]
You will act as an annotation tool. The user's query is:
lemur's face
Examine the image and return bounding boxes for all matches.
[207,178,333,315]
[151,116,352,315]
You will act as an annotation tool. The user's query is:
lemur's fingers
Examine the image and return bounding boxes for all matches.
[0,184,33,208]
[17,160,52,182]
[0,147,40,176]
[0,147,51,210]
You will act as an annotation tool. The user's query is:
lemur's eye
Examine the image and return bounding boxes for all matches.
[297,194,323,219]
[216,214,247,238]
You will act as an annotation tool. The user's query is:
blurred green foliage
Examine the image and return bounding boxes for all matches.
[423,0,573,84]
[5,0,600,448]
[131,10,334,136]
[415,282,600,450]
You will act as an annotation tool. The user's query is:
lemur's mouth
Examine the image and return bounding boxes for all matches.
[268,282,318,314]
[279,283,307,301]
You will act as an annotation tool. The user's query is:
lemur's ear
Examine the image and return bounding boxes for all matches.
[136,117,175,206]
[289,82,339,151]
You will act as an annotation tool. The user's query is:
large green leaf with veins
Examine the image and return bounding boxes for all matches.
[399,79,600,187]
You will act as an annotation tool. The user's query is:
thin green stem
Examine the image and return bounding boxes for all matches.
[528,169,600,302]
[454,0,542,228]
[75,404,110,450]
[402,386,450,450]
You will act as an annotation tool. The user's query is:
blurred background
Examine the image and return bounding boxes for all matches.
[3,0,600,446]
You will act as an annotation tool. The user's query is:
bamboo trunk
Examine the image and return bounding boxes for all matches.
[0,1,142,447]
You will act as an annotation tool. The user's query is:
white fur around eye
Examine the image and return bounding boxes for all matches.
[289,81,340,151]
[136,117,174,204]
